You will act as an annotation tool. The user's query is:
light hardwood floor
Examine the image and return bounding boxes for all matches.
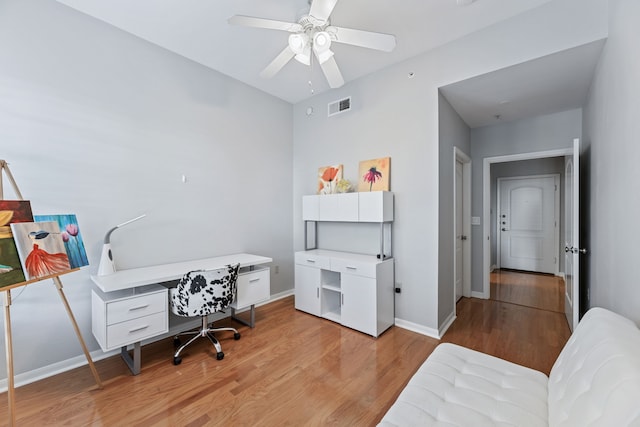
[491,268,565,313]
[0,293,570,426]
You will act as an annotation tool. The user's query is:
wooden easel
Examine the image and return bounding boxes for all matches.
[1,160,102,426]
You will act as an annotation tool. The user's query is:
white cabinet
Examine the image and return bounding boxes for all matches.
[297,192,395,337]
[302,191,393,222]
[91,284,168,352]
[294,250,394,337]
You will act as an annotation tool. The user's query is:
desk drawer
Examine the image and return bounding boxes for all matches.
[106,291,167,325]
[233,268,270,309]
[295,252,330,269]
[106,312,167,349]
[330,258,377,278]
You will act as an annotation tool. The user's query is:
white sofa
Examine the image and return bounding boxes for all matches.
[378,308,640,426]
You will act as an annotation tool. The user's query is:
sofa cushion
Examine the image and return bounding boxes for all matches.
[548,307,640,426]
[378,343,549,427]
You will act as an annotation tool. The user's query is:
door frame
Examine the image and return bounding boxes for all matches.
[496,173,560,275]
[454,147,472,304]
[482,148,572,298]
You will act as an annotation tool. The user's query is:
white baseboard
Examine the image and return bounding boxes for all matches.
[394,318,440,339]
[471,291,487,299]
[438,312,456,338]
[0,290,296,393]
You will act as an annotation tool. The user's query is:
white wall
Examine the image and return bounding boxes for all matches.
[470,109,582,293]
[293,0,607,335]
[583,0,640,324]
[438,93,470,326]
[0,0,293,384]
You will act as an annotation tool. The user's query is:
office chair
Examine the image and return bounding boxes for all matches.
[169,263,240,365]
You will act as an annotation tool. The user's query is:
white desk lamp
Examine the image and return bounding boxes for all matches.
[97,214,146,276]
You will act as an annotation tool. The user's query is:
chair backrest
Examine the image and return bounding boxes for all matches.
[548,307,640,426]
[170,263,240,317]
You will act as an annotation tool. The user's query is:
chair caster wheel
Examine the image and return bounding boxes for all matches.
[173,338,181,348]
[173,356,182,365]
[216,352,224,360]
[234,332,241,340]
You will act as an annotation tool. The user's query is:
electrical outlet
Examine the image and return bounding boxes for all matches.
[274,265,279,274]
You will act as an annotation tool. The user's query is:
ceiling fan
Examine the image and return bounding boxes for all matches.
[228,0,396,89]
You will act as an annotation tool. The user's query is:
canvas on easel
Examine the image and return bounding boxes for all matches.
[0,200,33,288]
[11,221,71,281]
[34,214,89,269]
[0,160,102,426]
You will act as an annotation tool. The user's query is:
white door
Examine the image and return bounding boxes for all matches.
[499,175,559,274]
[455,160,464,301]
[564,139,582,331]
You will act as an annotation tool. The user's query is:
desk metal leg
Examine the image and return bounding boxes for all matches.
[231,305,256,328]
[120,342,141,375]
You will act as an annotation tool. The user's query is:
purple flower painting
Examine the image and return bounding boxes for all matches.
[358,157,390,192]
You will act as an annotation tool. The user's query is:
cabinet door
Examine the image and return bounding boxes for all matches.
[318,193,359,221]
[294,265,321,316]
[341,274,377,336]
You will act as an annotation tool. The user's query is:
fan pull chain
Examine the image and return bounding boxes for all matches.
[308,49,315,95]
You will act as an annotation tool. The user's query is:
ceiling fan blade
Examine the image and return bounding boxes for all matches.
[327,26,396,52]
[260,46,296,79]
[228,15,302,33]
[318,54,344,88]
[309,0,339,23]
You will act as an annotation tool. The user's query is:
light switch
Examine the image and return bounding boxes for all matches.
[471,216,481,225]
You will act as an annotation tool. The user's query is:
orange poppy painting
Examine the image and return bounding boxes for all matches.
[317,164,343,194]
[358,157,390,191]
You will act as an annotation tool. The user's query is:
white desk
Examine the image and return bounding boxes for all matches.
[91,253,271,374]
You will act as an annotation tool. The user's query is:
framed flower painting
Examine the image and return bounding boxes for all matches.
[317,164,343,194]
[358,157,390,191]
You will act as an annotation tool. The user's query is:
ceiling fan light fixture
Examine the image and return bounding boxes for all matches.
[288,33,309,55]
[313,31,331,51]
[312,31,333,64]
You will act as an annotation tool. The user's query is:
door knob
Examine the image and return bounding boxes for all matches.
[461,235,468,241]
[501,228,506,231]
[565,246,588,254]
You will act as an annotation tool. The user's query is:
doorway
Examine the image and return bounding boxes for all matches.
[482,148,572,299]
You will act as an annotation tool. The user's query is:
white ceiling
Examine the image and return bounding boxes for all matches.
[440,39,606,128]
[55,0,604,128]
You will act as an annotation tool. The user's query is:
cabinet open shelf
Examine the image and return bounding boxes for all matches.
[322,283,341,292]
[323,310,341,323]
